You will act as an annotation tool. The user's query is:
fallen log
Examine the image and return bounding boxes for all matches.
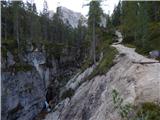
[132,61,160,64]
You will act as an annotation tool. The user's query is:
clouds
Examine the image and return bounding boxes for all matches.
[24,0,119,16]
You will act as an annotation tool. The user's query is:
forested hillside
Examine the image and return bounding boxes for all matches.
[112,1,160,55]
[1,1,89,67]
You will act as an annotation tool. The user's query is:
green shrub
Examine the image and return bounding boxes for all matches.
[14,63,33,72]
[87,47,117,80]
[122,35,135,45]
[81,30,116,77]
[148,22,160,50]
[112,89,133,119]
[112,89,160,120]
[2,38,17,49]
[136,102,160,120]
[44,41,65,59]
[98,47,117,74]
[1,46,8,58]
[80,57,92,72]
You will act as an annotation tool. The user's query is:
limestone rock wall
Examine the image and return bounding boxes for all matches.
[44,43,160,120]
[2,70,46,120]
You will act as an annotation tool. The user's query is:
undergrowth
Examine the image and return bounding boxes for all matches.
[87,47,117,80]
[112,89,160,120]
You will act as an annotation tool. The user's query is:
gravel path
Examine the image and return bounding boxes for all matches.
[112,31,158,63]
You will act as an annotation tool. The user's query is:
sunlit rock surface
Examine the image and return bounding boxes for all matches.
[57,6,87,28]
[44,33,160,120]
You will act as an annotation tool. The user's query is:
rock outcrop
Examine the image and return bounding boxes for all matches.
[2,45,81,120]
[2,70,46,120]
[57,6,87,28]
[44,33,160,120]
[2,49,50,120]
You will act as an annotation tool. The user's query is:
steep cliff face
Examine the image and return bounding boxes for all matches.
[2,70,45,120]
[1,50,48,120]
[57,6,87,28]
[2,45,80,120]
[44,33,160,120]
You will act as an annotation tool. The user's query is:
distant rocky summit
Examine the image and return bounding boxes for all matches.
[57,6,87,28]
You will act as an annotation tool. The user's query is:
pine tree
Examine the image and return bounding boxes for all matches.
[88,0,103,64]
[41,0,49,41]
[1,1,8,41]
[112,2,121,27]
[136,2,150,50]
[121,1,138,42]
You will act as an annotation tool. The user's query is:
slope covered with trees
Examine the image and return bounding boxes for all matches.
[112,1,160,55]
[1,0,90,69]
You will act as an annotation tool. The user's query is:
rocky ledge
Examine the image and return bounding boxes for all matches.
[44,38,160,120]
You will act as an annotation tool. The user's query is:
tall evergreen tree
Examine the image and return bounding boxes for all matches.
[41,0,49,41]
[88,0,103,64]
[121,1,138,41]
[112,2,121,27]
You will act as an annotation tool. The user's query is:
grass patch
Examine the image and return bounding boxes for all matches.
[124,43,136,48]
[112,89,160,120]
[124,43,150,56]
[136,102,160,120]
[83,30,118,80]
[135,48,150,56]
[87,47,118,80]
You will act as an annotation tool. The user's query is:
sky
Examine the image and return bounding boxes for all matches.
[24,0,120,16]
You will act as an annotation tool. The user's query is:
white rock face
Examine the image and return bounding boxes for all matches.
[57,6,87,28]
[100,15,106,28]
[64,52,103,91]
[2,70,46,120]
[44,32,160,120]
[65,64,96,90]
[113,30,123,44]
[26,51,46,78]
[44,98,70,120]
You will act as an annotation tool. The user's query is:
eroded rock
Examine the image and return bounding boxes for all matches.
[44,36,160,120]
[2,70,46,120]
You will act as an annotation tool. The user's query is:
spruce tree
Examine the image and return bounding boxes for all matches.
[88,0,103,64]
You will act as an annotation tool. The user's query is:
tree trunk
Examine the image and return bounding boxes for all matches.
[4,17,7,41]
[16,15,19,49]
[14,10,21,62]
[92,16,96,64]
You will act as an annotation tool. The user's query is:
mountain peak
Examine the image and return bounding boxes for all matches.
[57,6,87,28]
